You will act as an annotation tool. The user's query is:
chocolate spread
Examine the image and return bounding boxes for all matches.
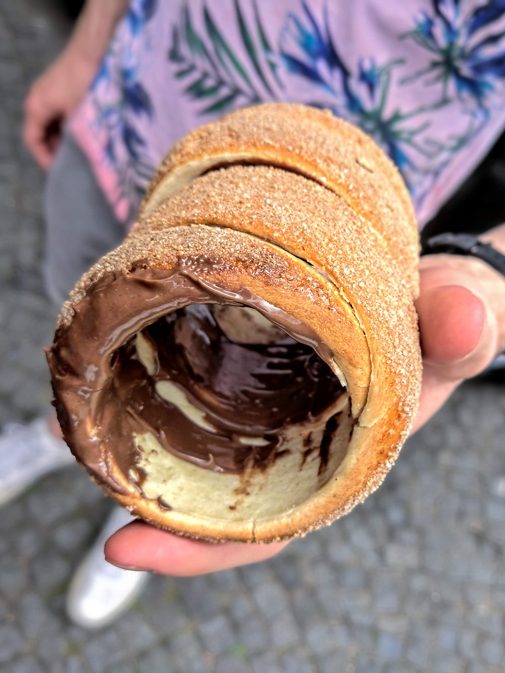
[47,267,347,490]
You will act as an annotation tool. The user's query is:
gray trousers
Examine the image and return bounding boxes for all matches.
[43,135,125,306]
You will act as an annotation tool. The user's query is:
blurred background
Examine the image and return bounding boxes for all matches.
[1,1,505,672]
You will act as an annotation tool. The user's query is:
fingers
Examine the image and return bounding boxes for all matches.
[104,521,288,577]
[417,266,499,380]
[411,273,498,435]
[23,92,60,170]
[411,365,462,435]
[417,284,488,374]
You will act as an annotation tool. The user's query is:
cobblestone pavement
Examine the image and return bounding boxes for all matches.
[2,2,505,672]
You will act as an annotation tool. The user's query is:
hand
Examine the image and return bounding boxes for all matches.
[412,250,505,433]
[104,239,505,577]
[23,0,129,169]
[105,523,288,577]
[23,50,98,170]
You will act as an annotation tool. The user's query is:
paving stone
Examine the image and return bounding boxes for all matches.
[434,656,467,673]
[235,613,271,653]
[198,614,236,654]
[0,600,16,627]
[52,518,94,554]
[14,527,42,556]
[341,566,370,589]
[251,580,290,618]
[44,653,85,673]
[305,621,349,654]
[377,614,408,636]
[436,623,459,654]
[239,562,278,591]
[466,602,502,636]
[281,649,316,673]
[134,648,170,673]
[180,576,222,620]
[382,665,416,673]
[213,653,252,673]
[103,662,137,673]
[466,666,498,673]
[0,557,27,599]
[18,592,54,640]
[3,657,44,673]
[458,628,479,660]
[289,587,325,629]
[316,584,370,621]
[343,623,375,652]
[228,592,255,622]
[0,494,28,530]
[269,611,300,650]
[373,582,401,613]
[318,657,356,673]
[0,624,25,664]
[345,524,378,560]
[481,636,505,667]
[61,472,106,510]
[324,531,365,566]
[26,485,71,527]
[30,549,70,596]
[209,568,243,594]
[270,550,302,589]
[168,630,212,673]
[12,381,47,415]
[375,631,404,660]
[384,542,419,569]
[114,610,159,654]
[37,633,69,669]
[82,630,125,673]
[138,586,192,636]
[250,652,280,673]
[63,658,91,673]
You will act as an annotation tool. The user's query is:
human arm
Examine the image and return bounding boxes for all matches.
[23,0,129,169]
[103,223,505,576]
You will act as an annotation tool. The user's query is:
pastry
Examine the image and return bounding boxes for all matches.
[47,103,422,542]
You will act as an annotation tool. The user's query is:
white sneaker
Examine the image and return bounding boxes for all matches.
[0,417,75,508]
[66,506,150,629]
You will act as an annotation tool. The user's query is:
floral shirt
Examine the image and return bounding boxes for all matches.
[70,0,505,228]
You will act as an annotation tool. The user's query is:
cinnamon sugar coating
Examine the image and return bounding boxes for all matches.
[143,103,419,296]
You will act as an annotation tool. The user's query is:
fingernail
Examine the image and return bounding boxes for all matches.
[106,559,144,571]
[421,285,487,365]
[425,332,482,368]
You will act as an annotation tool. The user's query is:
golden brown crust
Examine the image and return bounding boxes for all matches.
[51,103,422,542]
[55,223,419,542]
[141,103,419,296]
[54,226,366,541]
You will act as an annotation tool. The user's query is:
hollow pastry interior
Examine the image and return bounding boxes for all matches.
[103,301,353,522]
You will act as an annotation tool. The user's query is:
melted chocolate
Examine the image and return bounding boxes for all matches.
[318,413,341,475]
[47,269,348,489]
[107,304,344,473]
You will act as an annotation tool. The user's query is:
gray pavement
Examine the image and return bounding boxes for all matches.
[1,2,505,672]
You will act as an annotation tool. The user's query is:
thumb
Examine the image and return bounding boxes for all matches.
[416,283,498,381]
[410,257,502,436]
[410,282,498,434]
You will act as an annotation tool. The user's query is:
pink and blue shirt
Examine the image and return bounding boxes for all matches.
[70,0,505,228]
